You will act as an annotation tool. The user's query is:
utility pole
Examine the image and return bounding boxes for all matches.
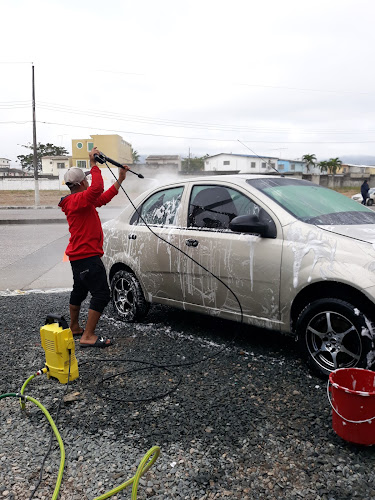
[32,63,40,206]
[187,147,190,173]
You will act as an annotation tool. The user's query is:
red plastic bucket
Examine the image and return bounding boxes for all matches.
[328,368,375,445]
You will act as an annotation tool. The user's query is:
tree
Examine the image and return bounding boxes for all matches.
[131,148,140,164]
[302,153,317,172]
[327,157,342,175]
[318,158,342,175]
[181,154,208,173]
[17,142,69,172]
[318,160,328,173]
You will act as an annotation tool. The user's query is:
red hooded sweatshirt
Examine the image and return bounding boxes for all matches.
[59,165,118,261]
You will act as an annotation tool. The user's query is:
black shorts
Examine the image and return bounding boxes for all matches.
[70,256,110,313]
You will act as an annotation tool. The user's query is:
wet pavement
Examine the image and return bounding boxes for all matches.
[0,207,125,292]
[0,205,124,224]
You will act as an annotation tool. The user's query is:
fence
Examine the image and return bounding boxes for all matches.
[0,170,372,192]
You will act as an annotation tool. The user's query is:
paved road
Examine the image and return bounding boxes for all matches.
[0,205,125,223]
[0,206,125,292]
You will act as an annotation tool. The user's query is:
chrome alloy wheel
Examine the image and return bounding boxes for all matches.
[110,270,150,322]
[305,310,362,372]
[113,275,136,318]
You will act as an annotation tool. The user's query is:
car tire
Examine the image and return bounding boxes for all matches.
[110,270,150,322]
[296,298,374,378]
[367,199,374,206]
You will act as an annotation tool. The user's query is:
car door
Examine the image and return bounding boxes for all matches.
[177,183,283,327]
[129,185,186,303]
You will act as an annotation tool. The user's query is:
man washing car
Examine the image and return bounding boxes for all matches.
[59,147,129,347]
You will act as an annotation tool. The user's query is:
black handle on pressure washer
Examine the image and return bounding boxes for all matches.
[94,152,144,179]
[45,314,69,329]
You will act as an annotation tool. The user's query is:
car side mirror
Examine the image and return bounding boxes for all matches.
[229,214,276,238]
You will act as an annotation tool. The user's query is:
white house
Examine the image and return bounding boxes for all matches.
[41,156,71,176]
[204,154,279,174]
[145,155,182,171]
[0,158,11,169]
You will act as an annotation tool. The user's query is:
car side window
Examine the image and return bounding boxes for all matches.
[231,191,260,218]
[131,186,184,226]
[188,185,261,229]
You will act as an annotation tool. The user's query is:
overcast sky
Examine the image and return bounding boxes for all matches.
[2,0,375,166]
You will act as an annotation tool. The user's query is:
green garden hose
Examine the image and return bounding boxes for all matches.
[1,373,160,499]
[93,446,161,500]
[0,392,65,500]
[20,371,43,409]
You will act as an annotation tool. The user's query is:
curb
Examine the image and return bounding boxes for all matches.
[0,219,66,225]
[0,206,57,210]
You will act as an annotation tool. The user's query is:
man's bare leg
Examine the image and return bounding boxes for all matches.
[69,304,83,335]
[80,309,111,345]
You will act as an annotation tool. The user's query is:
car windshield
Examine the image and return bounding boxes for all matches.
[247,177,375,225]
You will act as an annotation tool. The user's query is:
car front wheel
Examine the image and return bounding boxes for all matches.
[110,270,150,322]
[297,298,374,377]
[367,198,374,206]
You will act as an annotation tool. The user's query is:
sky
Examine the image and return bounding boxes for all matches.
[2,0,375,167]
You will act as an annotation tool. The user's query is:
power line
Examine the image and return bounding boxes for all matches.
[2,119,373,144]
[23,100,375,136]
[37,101,283,132]
[235,82,371,95]
[2,99,375,135]
[0,120,31,124]
[1,61,371,95]
[0,104,31,109]
[0,61,33,64]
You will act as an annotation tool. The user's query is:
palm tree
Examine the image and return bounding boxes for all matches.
[327,157,342,175]
[318,160,328,173]
[302,154,317,172]
[131,148,140,164]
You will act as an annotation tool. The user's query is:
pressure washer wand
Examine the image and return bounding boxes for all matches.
[94,152,144,179]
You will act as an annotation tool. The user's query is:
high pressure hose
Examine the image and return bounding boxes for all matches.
[86,158,246,404]
[97,152,244,326]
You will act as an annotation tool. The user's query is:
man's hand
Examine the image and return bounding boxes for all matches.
[118,165,129,182]
[89,147,101,167]
[114,165,129,191]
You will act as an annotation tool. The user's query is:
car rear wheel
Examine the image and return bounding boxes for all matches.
[111,270,150,322]
[297,298,374,377]
[367,198,374,206]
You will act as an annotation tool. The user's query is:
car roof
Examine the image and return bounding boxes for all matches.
[178,173,294,183]
[137,174,309,196]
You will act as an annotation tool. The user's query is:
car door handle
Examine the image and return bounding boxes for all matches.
[128,234,137,240]
[186,239,199,247]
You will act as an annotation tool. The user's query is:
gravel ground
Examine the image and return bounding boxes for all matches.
[1,291,375,500]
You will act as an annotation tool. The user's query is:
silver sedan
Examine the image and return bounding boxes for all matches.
[103,175,375,377]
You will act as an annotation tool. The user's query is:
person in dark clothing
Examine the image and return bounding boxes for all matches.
[59,147,129,347]
[361,180,370,205]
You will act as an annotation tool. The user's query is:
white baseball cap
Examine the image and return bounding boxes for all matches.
[64,167,90,187]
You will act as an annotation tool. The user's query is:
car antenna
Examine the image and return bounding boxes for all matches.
[237,139,283,176]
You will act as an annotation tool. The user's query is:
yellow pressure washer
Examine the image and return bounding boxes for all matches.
[40,314,79,384]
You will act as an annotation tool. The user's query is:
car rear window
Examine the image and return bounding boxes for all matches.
[247,178,375,225]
